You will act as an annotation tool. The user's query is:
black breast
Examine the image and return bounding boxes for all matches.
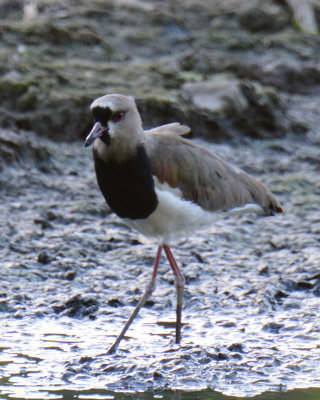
[94,145,158,219]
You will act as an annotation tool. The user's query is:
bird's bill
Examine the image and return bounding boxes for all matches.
[85,121,107,147]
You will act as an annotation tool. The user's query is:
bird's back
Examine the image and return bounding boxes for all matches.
[144,124,283,216]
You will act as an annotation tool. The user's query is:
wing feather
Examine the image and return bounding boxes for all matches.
[145,128,283,214]
[145,123,190,137]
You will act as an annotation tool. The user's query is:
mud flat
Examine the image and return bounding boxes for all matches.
[0,0,320,398]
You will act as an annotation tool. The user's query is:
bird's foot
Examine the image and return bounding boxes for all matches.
[96,343,118,357]
[106,343,118,355]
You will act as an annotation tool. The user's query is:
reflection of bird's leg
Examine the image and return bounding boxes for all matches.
[107,246,163,354]
[163,244,185,344]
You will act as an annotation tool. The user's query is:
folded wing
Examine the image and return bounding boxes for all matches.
[145,124,284,215]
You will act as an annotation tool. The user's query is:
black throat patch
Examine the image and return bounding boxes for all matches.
[93,145,158,220]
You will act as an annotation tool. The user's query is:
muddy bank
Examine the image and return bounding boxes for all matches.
[1,0,320,397]
[1,0,320,142]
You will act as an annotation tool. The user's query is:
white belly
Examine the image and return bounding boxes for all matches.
[125,188,220,244]
[124,173,265,244]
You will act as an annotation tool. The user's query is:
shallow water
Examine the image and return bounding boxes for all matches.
[1,313,320,399]
[2,389,320,400]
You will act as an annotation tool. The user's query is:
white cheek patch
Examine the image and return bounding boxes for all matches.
[107,123,116,139]
[93,139,109,161]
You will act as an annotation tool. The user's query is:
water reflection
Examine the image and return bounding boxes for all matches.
[1,388,320,400]
[1,316,320,399]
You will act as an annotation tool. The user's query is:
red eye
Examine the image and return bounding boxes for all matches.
[112,111,125,123]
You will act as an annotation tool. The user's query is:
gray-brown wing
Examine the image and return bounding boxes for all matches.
[145,122,191,137]
[145,131,283,214]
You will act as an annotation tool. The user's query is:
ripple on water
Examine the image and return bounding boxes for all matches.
[0,307,320,399]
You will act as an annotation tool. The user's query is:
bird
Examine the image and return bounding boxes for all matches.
[85,93,284,354]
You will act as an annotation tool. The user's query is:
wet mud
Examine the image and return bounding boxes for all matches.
[1,0,320,398]
[1,131,320,397]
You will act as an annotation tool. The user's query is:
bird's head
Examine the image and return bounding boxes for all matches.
[85,94,143,152]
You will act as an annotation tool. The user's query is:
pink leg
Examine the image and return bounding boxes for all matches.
[163,244,185,344]
[106,245,163,354]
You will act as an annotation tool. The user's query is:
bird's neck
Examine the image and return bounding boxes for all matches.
[94,129,145,163]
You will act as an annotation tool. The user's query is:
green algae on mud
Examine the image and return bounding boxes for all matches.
[0,0,316,141]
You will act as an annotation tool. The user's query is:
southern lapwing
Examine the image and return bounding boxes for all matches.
[85,94,284,354]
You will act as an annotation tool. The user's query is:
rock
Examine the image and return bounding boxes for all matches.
[63,270,76,281]
[182,76,289,139]
[228,343,244,353]
[216,352,229,361]
[183,75,248,116]
[34,218,53,229]
[0,299,12,312]
[262,322,283,334]
[37,251,51,264]
[107,298,123,307]
[0,129,54,169]
[238,3,290,33]
[313,285,320,297]
[244,59,320,94]
[236,80,289,138]
[53,294,99,318]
